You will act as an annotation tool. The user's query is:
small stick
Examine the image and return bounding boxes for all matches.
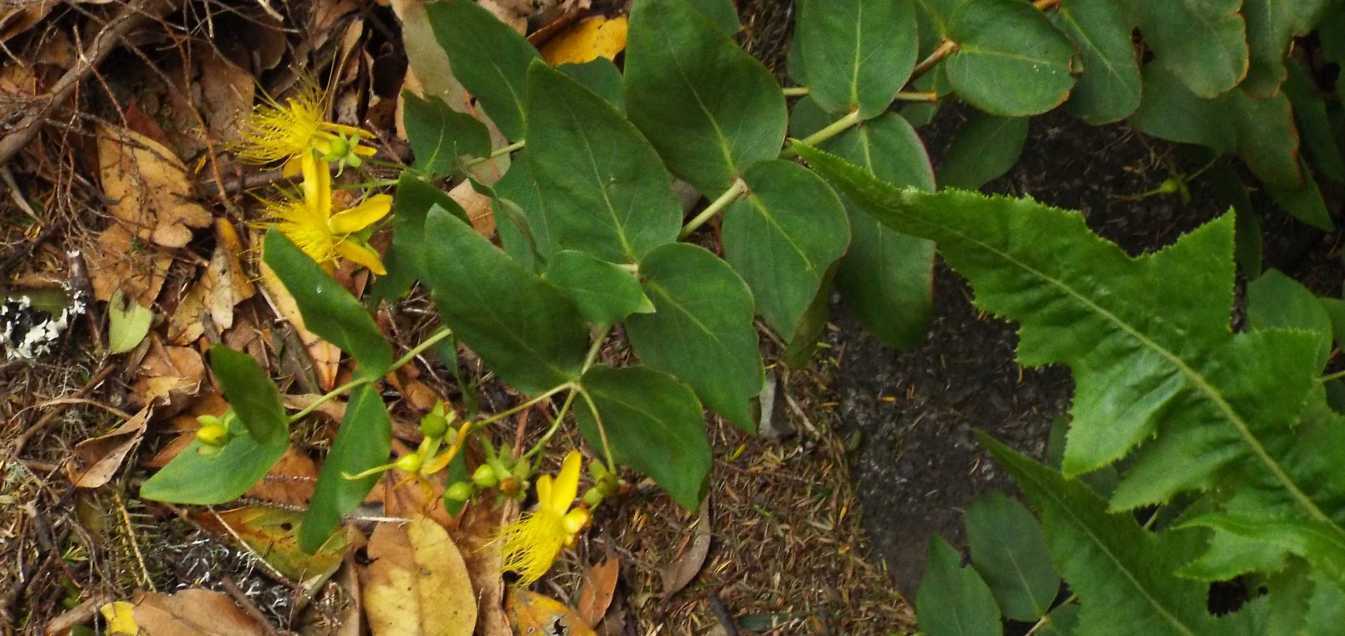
[222,577,283,636]
[44,592,111,635]
[7,362,114,457]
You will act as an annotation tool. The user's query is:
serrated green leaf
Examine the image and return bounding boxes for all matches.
[626,243,763,430]
[723,160,849,340]
[682,0,738,36]
[299,384,390,552]
[107,290,152,355]
[939,112,1028,190]
[369,174,466,304]
[965,492,1059,622]
[916,536,1003,636]
[263,231,393,380]
[210,345,287,445]
[1247,269,1333,370]
[1241,0,1334,98]
[401,91,491,177]
[1307,573,1345,633]
[526,61,681,263]
[576,366,711,509]
[427,0,539,140]
[1131,64,1302,189]
[937,0,1076,117]
[1285,61,1345,184]
[981,435,1217,635]
[543,250,653,325]
[1182,514,1345,587]
[1129,0,1247,99]
[559,58,625,112]
[1053,0,1141,124]
[423,206,588,395]
[625,0,786,194]
[795,0,918,119]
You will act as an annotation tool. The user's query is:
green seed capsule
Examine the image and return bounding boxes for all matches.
[445,481,475,502]
[472,464,499,488]
[394,453,423,474]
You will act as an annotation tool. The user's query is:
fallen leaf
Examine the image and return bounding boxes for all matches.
[577,556,620,627]
[451,179,496,237]
[130,588,266,635]
[198,51,255,144]
[108,290,153,354]
[506,589,596,636]
[88,223,173,305]
[662,496,712,597]
[167,221,255,344]
[130,339,205,412]
[68,407,150,488]
[194,506,352,582]
[361,515,478,635]
[284,393,348,423]
[372,471,451,528]
[453,501,513,636]
[99,600,138,635]
[97,124,212,249]
[245,447,318,505]
[541,15,628,65]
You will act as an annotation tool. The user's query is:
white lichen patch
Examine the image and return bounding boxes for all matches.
[0,289,86,361]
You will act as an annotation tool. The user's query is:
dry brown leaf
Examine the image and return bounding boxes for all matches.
[167,221,254,344]
[258,257,341,390]
[283,393,348,423]
[89,223,173,305]
[576,556,620,627]
[193,507,353,582]
[662,496,712,597]
[198,52,255,144]
[372,471,452,528]
[451,179,496,237]
[130,588,265,635]
[130,341,205,413]
[452,501,513,636]
[67,407,150,488]
[506,589,596,636]
[361,515,477,635]
[97,124,212,249]
[245,447,318,505]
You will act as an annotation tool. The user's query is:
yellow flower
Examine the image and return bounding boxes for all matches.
[236,79,376,174]
[499,450,591,584]
[99,600,138,635]
[265,153,392,274]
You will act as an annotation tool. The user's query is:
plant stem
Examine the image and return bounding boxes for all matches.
[681,178,749,238]
[782,86,810,97]
[1033,0,1061,10]
[464,140,527,169]
[911,39,958,82]
[1320,369,1345,383]
[783,109,864,158]
[578,388,617,473]
[287,327,454,423]
[522,389,579,460]
[894,91,939,103]
[472,383,574,429]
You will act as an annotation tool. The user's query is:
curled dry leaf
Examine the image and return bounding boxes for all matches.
[360,515,478,636]
[129,588,266,635]
[130,340,205,413]
[506,589,596,636]
[198,52,255,144]
[662,496,712,597]
[168,220,256,344]
[96,124,212,249]
[67,407,150,488]
[577,556,621,627]
[89,222,173,305]
[244,447,318,505]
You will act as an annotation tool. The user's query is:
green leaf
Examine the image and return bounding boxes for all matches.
[426,0,539,140]
[1182,514,1345,587]
[965,492,1060,622]
[1129,0,1248,98]
[1037,603,1081,636]
[210,346,287,445]
[369,174,466,304]
[915,536,1003,636]
[1265,159,1334,230]
[938,0,1076,117]
[1207,160,1263,277]
[722,160,850,340]
[1241,0,1335,98]
[1321,298,1345,348]
[543,250,653,325]
[1247,269,1333,370]
[625,0,786,194]
[1053,0,1141,124]
[1307,573,1345,633]
[263,231,394,380]
[939,112,1028,190]
[1285,61,1345,184]
[423,205,588,394]
[559,58,625,112]
[401,91,491,177]
[107,290,152,355]
[795,0,918,119]
[525,61,681,263]
[492,153,550,273]
[682,0,738,36]
[1131,64,1302,189]
[817,113,936,349]
[576,366,712,509]
[140,428,288,505]
[300,384,390,553]
[626,243,763,430]
[981,435,1218,635]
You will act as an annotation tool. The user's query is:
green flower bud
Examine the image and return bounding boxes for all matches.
[420,412,450,439]
[393,453,423,474]
[445,481,475,502]
[472,464,499,488]
[582,486,604,508]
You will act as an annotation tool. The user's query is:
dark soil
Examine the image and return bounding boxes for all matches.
[832,103,1342,599]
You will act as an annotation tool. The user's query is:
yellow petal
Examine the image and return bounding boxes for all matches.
[282,155,304,178]
[302,154,332,217]
[329,195,393,234]
[535,473,553,509]
[354,144,378,157]
[322,121,372,137]
[550,450,582,513]
[335,239,387,275]
[100,600,139,635]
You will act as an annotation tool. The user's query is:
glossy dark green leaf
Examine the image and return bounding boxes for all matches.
[1207,160,1263,278]
[210,345,287,445]
[1247,269,1333,370]
[625,0,786,194]
[370,174,466,303]
[682,0,738,36]
[493,153,550,273]
[626,243,763,430]
[1053,0,1141,124]
[1285,62,1345,184]
[263,231,394,380]
[1265,160,1333,231]
[526,62,681,263]
[940,112,1028,190]
[577,365,712,509]
[1241,0,1334,97]
[916,536,1003,636]
[559,58,625,112]
[543,250,653,325]
[1131,65,1302,189]
[1321,298,1345,348]
[723,160,849,340]
[795,0,918,118]
[299,384,391,552]
[940,0,1075,117]
[427,0,540,140]
[1130,0,1248,99]
[423,206,588,394]
[1037,603,1080,636]
[401,91,491,177]
[965,492,1060,621]
[140,424,288,505]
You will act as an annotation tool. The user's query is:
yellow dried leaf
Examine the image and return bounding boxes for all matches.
[506,589,596,636]
[68,407,150,489]
[97,124,212,249]
[360,515,477,635]
[89,223,173,305]
[98,600,138,635]
[541,15,628,65]
[131,588,266,635]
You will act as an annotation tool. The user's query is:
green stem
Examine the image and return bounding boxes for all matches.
[522,389,579,460]
[681,178,749,238]
[287,327,454,423]
[473,383,574,429]
[464,140,528,169]
[1319,369,1345,384]
[782,86,810,97]
[785,109,864,156]
[578,387,617,473]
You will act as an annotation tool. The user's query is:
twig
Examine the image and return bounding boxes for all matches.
[222,577,284,636]
[1,166,40,222]
[115,490,156,592]
[8,363,115,460]
[0,222,60,279]
[0,0,175,166]
[44,592,112,635]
